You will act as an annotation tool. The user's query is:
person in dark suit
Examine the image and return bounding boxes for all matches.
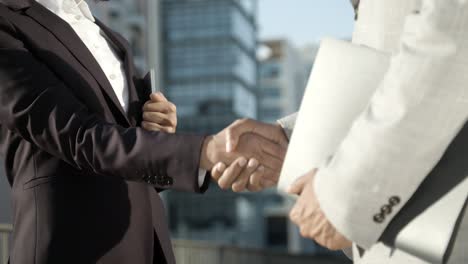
[0,0,288,263]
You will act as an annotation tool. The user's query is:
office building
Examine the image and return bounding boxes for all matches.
[159,0,264,249]
[258,40,315,123]
[161,0,258,134]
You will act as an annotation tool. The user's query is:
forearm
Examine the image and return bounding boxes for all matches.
[314,0,468,248]
[0,17,205,192]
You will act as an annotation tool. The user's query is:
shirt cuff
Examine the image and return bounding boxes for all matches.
[198,169,207,187]
[277,113,298,140]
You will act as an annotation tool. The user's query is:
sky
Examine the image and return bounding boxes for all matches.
[258,0,356,47]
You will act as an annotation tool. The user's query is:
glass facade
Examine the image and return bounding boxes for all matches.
[259,60,283,122]
[160,0,268,249]
[162,0,258,134]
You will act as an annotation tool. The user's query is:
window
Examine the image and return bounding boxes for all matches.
[266,216,288,248]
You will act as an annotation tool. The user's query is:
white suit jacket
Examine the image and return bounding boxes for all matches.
[279,0,468,261]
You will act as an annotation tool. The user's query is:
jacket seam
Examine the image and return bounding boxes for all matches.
[33,151,38,264]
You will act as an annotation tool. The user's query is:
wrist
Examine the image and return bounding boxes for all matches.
[274,123,290,144]
[200,136,215,170]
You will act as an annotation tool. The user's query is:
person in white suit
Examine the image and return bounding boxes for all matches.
[211,0,468,263]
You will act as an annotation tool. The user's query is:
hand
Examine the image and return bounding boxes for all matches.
[210,119,289,192]
[225,119,288,152]
[288,170,352,250]
[211,158,267,192]
[200,128,286,190]
[142,92,177,133]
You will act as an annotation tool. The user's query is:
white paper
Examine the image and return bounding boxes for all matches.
[278,38,391,191]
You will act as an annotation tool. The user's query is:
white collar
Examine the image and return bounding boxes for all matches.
[35,0,95,22]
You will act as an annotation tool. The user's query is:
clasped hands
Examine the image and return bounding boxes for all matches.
[199,118,288,192]
[141,92,288,192]
[141,92,351,250]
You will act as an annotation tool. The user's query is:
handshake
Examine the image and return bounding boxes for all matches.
[199,119,288,192]
[143,93,352,250]
[142,92,289,192]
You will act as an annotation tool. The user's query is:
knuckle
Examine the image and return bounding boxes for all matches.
[211,171,221,181]
[142,102,149,111]
[232,185,242,193]
[328,244,339,251]
[234,118,244,125]
[166,102,174,110]
[233,118,248,127]
[218,181,229,190]
[170,117,177,127]
[252,175,262,185]
[289,210,297,221]
[234,180,248,192]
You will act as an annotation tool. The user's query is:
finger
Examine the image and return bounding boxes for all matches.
[256,152,283,173]
[232,158,259,193]
[248,166,279,190]
[249,165,265,188]
[286,174,311,195]
[259,137,287,160]
[143,101,176,114]
[225,119,256,152]
[141,118,176,133]
[143,112,177,127]
[289,203,303,224]
[262,166,280,184]
[142,121,162,131]
[142,121,175,133]
[142,112,167,123]
[262,179,277,189]
[211,163,227,182]
[311,218,330,246]
[246,178,263,192]
[150,92,168,102]
[217,157,247,190]
[248,165,277,190]
[300,224,319,240]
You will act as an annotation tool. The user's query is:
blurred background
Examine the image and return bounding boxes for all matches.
[0,0,355,263]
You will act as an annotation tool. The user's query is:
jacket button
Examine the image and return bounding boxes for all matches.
[156,177,165,185]
[143,175,151,183]
[373,213,385,223]
[165,177,174,186]
[381,205,392,215]
[152,178,159,185]
[389,196,401,206]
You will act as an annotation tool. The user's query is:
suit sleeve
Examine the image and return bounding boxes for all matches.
[314,0,468,248]
[277,113,297,140]
[0,16,207,193]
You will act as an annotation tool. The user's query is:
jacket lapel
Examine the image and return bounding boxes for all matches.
[95,19,141,126]
[0,0,32,10]
[24,1,131,126]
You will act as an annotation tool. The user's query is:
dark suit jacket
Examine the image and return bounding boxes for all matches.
[0,1,209,263]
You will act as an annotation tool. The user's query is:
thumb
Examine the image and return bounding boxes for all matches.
[286,174,311,195]
[150,92,168,102]
[225,119,256,152]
